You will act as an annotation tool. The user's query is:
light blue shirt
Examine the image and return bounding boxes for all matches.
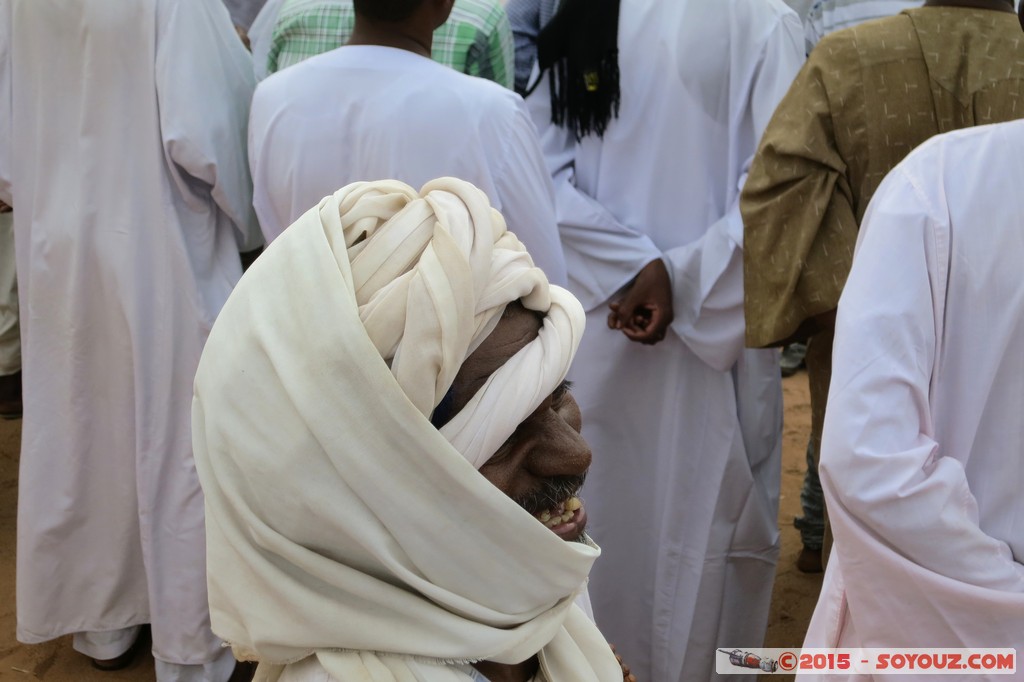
[804,0,922,52]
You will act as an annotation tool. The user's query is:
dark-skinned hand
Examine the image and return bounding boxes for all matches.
[607,257,674,345]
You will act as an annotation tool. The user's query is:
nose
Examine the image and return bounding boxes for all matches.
[528,407,592,480]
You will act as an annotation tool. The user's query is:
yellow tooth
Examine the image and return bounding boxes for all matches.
[566,497,581,511]
[540,511,551,523]
[561,511,573,522]
[546,516,561,528]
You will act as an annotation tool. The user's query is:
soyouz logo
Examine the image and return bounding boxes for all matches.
[717,649,778,673]
[715,649,1017,675]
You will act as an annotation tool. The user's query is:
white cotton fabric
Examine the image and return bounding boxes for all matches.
[526,1,803,680]
[784,0,816,18]
[0,211,18,375]
[222,0,267,30]
[0,0,260,669]
[248,45,568,286]
[193,178,622,682]
[799,121,1024,680]
[247,0,284,80]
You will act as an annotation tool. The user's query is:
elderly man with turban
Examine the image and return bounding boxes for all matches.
[193,177,629,682]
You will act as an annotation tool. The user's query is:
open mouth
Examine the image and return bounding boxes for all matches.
[533,496,587,541]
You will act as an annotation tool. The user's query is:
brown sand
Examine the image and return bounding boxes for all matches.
[761,372,825,682]
[0,373,819,681]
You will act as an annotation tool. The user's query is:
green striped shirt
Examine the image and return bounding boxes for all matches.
[266,0,515,89]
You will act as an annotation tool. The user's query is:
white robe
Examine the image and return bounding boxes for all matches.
[526,1,804,680]
[248,45,567,286]
[800,121,1024,680]
[0,211,17,375]
[222,0,266,30]
[0,0,260,665]
[785,0,816,17]
[247,0,285,81]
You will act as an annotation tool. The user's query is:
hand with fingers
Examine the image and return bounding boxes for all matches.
[607,258,674,345]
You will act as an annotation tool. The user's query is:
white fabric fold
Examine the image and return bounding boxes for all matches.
[801,123,1024,676]
[192,178,620,682]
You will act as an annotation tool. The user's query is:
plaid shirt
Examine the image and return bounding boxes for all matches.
[266,0,514,88]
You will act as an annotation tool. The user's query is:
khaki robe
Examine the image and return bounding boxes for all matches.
[742,5,1024,470]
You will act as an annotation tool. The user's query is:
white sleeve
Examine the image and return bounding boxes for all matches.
[155,0,263,252]
[823,166,1024,594]
[494,100,568,287]
[0,0,11,206]
[663,12,804,372]
[248,0,285,82]
[526,75,663,312]
[246,84,292,245]
[821,161,1024,648]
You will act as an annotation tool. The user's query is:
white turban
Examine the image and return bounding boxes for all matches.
[192,178,621,681]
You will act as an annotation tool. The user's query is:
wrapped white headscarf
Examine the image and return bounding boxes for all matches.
[192,178,622,681]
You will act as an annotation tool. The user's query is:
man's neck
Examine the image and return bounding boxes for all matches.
[923,0,1015,12]
[347,16,433,58]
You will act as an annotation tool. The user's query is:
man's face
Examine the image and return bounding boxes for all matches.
[445,303,592,542]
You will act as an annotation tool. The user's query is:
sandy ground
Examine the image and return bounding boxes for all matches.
[0,372,820,681]
[761,372,825,682]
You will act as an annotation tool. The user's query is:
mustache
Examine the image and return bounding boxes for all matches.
[512,474,587,516]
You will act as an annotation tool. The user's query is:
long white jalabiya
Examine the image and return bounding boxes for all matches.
[192,178,621,682]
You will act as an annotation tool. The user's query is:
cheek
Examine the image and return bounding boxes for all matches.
[478,421,551,498]
[477,444,523,496]
[476,397,586,496]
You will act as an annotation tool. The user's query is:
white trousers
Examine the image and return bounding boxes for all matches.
[73,627,236,682]
[0,212,19,375]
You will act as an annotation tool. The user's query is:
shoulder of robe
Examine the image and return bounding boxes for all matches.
[250,49,325,106]
[719,0,801,37]
[839,13,920,68]
[450,70,525,127]
[802,21,865,85]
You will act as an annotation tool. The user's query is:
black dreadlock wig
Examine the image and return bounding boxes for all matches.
[532,0,622,141]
